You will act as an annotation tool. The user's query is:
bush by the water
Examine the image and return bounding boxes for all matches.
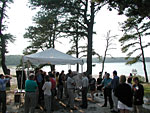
[135,75,145,83]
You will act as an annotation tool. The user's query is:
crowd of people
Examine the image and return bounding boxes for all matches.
[23,68,90,113]
[0,68,145,113]
[96,71,144,113]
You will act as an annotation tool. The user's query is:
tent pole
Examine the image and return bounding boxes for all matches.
[27,61,30,77]
[81,64,83,73]
[21,56,24,91]
[81,60,84,73]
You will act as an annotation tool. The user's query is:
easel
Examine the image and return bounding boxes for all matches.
[14,66,26,107]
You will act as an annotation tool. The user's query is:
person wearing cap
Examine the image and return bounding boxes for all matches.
[0,74,11,113]
[24,73,38,113]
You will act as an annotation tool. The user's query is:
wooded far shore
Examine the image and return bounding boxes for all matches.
[4,55,150,66]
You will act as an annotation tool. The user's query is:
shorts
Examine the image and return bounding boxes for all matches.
[118,101,133,111]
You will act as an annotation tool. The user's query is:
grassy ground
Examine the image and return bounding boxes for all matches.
[143,83,150,97]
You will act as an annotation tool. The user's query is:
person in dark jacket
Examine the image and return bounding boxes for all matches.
[115,75,133,113]
[101,73,113,109]
[57,70,65,100]
[132,77,144,113]
[89,75,96,100]
[96,72,103,96]
[111,70,119,113]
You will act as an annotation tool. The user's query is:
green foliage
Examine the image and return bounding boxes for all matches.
[23,9,61,54]
[143,83,150,97]
[5,55,22,66]
[119,35,136,44]
[119,16,149,65]
[132,75,145,83]
[0,0,15,74]
[102,0,150,19]
[29,0,63,9]
[28,0,107,75]
[26,0,90,58]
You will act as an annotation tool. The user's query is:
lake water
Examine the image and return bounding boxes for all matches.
[0,62,150,79]
[43,62,150,79]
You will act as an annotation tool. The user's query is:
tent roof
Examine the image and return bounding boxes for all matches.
[23,48,84,65]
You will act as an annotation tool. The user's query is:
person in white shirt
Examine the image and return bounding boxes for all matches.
[66,71,76,110]
[42,75,52,113]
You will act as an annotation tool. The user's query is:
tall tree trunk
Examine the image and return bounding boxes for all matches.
[137,28,149,82]
[76,37,79,72]
[0,1,9,75]
[87,2,95,76]
[101,45,108,75]
[141,50,148,82]
[1,37,9,74]
[50,20,57,71]
[76,24,79,72]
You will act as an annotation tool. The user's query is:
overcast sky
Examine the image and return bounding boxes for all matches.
[5,0,150,57]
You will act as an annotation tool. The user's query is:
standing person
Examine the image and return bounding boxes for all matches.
[66,70,76,110]
[115,75,133,113]
[132,77,144,113]
[80,72,89,109]
[57,70,65,100]
[129,73,133,77]
[65,69,72,98]
[55,72,59,88]
[49,72,56,112]
[101,73,113,109]
[127,77,132,88]
[24,73,38,113]
[0,74,11,113]
[111,70,119,113]
[96,72,103,96]
[42,75,52,113]
[89,75,96,100]
[35,69,44,105]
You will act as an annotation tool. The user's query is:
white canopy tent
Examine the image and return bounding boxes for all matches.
[22,48,84,65]
[19,48,83,91]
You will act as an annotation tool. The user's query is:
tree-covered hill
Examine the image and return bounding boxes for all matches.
[92,57,150,63]
[5,55,22,66]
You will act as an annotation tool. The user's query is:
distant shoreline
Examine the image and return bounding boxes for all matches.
[5,55,150,66]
